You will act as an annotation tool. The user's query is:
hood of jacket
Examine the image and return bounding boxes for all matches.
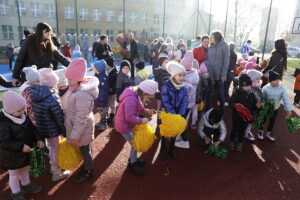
[19,82,31,94]
[119,87,137,102]
[76,76,99,99]
[30,85,53,102]
[185,70,200,86]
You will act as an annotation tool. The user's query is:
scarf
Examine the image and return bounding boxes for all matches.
[2,110,26,125]
[170,79,185,90]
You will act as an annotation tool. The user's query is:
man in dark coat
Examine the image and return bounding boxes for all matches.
[95,34,113,60]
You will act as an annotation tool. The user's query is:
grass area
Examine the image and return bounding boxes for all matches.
[287,58,300,72]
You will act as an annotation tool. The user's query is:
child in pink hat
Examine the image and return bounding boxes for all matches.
[0,91,44,200]
[64,58,99,183]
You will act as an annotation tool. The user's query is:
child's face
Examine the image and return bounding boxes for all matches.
[162,60,168,68]
[122,66,130,75]
[142,93,154,104]
[270,79,280,87]
[181,45,187,51]
[173,72,186,84]
[242,85,252,92]
[68,79,80,86]
[11,107,25,117]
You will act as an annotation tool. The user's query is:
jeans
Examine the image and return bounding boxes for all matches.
[80,144,93,171]
[121,132,137,164]
[206,80,225,111]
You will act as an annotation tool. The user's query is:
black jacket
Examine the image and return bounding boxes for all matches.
[0,112,41,170]
[0,75,13,88]
[30,85,65,139]
[154,67,170,100]
[230,88,258,117]
[108,67,118,95]
[13,36,70,80]
[95,43,113,60]
[227,50,237,80]
[123,40,139,60]
[262,52,287,78]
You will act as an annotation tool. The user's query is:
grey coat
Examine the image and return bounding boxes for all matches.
[206,39,230,83]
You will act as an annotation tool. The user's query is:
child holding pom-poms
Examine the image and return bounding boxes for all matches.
[258,71,292,141]
[160,61,188,158]
[114,80,158,176]
[229,74,261,152]
[0,92,45,200]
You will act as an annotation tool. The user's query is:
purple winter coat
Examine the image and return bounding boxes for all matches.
[114,87,145,134]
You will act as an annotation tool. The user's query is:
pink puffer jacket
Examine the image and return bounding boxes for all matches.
[65,76,99,146]
[114,87,145,134]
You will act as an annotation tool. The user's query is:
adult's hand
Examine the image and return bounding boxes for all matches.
[12,79,19,87]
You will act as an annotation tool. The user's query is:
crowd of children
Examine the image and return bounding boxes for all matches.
[0,34,297,200]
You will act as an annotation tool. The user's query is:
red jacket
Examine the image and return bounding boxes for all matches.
[62,45,72,58]
[193,46,206,65]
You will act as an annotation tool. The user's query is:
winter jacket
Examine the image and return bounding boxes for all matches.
[134,68,149,85]
[65,77,99,146]
[193,46,207,65]
[116,72,134,101]
[114,87,145,134]
[62,45,72,58]
[262,52,287,78]
[294,74,300,92]
[20,83,37,126]
[185,70,200,108]
[123,40,139,60]
[107,67,118,95]
[262,83,292,111]
[230,87,258,116]
[0,112,41,170]
[30,85,65,139]
[252,86,264,103]
[151,43,162,68]
[154,67,170,100]
[0,75,13,88]
[175,50,187,61]
[227,50,237,80]
[13,36,71,80]
[206,39,230,83]
[94,72,109,107]
[198,109,227,142]
[161,79,188,116]
[92,41,100,58]
[6,46,14,59]
[95,43,113,60]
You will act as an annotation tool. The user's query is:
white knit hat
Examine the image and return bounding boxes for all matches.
[167,61,186,78]
[245,69,263,81]
[55,68,68,87]
[23,65,39,83]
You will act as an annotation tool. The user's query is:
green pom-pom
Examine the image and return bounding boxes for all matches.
[29,147,46,178]
[286,118,300,133]
[204,144,228,159]
[254,100,275,130]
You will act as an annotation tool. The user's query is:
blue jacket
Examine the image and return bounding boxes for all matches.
[161,79,188,116]
[94,72,109,107]
[30,85,65,139]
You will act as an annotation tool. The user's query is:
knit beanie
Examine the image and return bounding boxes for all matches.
[180,51,194,71]
[55,68,68,87]
[158,56,168,66]
[105,57,115,67]
[245,69,263,81]
[39,68,59,87]
[167,61,186,78]
[208,108,223,124]
[65,58,87,82]
[239,74,252,86]
[23,65,39,83]
[135,61,145,70]
[2,91,27,114]
[245,62,256,70]
[120,60,131,71]
[268,70,280,82]
[94,60,107,73]
[248,57,257,64]
[138,80,159,95]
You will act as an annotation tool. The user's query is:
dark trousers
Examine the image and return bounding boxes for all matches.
[260,109,279,133]
[206,80,225,111]
[9,58,13,70]
[181,109,191,141]
[294,91,300,104]
[80,144,93,171]
[230,111,249,142]
[161,137,176,151]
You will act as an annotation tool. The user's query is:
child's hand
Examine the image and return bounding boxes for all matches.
[214,141,221,147]
[37,141,45,149]
[142,118,149,123]
[256,102,262,109]
[286,111,292,118]
[144,109,154,117]
[70,139,79,147]
[204,136,211,144]
[23,144,31,153]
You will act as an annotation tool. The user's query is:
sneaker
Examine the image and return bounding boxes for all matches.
[257,131,264,140]
[21,183,42,194]
[175,140,190,149]
[235,142,243,152]
[265,132,276,142]
[11,192,26,200]
[52,169,70,182]
[128,162,145,176]
[73,169,93,184]
[244,132,255,142]
[228,141,235,151]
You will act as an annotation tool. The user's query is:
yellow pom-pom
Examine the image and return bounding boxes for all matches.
[159,111,187,138]
[132,123,156,153]
[57,138,83,170]
[198,101,204,111]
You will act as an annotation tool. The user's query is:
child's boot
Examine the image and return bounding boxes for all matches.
[21,183,42,193]
[128,162,145,176]
[228,141,235,151]
[74,168,93,184]
[11,192,26,200]
[107,113,115,124]
[128,158,146,166]
[160,137,168,159]
[96,119,107,131]
[52,168,70,182]
[236,142,243,152]
[257,131,264,140]
[169,138,177,159]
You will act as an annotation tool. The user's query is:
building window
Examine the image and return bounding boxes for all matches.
[0,0,9,15]
[94,29,100,35]
[16,1,26,16]
[64,5,74,19]
[141,12,148,24]
[79,7,88,20]
[130,12,137,24]
[154,14,160,25]
[118,30,123,34]
[45,4,55,18]
[2,25,13,40]
[30,3,40,17]
[118,11,124,23]
[66,28,75,34]
[93,9,101,21]
[18,26,27,38]
[106,30,114,42]
[106,10,113,22]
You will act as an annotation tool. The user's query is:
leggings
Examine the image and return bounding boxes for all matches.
[8,165,30,194]
[46,136,60,170]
